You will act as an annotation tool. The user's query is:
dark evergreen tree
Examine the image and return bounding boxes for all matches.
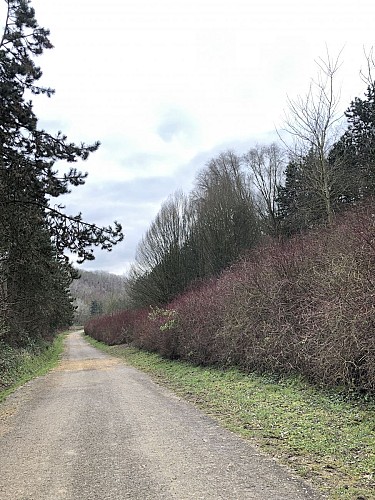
[3,214,75,345]
[276,156,326,236]
[330,79,375,204]
[90,300,103,317]
[0,1,123,344]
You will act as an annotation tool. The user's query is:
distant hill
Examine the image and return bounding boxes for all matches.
[70,269,129,325]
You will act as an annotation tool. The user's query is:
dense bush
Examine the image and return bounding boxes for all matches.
[84,309,148,346]
[85,204,375,392]
[0,337,54,390]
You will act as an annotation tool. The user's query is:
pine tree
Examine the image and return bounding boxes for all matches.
[0,1,123,344]
[330,79,375,203]
[90,300,103,317]
[276,157,326,236]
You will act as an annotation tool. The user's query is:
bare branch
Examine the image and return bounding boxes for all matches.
[278,49,345,224]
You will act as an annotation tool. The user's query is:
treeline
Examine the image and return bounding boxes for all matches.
[129,151,260,307]
[86,52,375,393]
[0,0,122,353]
[127,54,375,307]
[70,270,129,324]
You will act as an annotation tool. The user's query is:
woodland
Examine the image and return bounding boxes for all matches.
[1,1,375,394]
[86,52,375,393]
[70,270,128,325]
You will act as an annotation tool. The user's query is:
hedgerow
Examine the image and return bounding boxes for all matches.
[85,203,375,393]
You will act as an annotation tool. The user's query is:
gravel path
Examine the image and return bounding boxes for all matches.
[0,331,322,499]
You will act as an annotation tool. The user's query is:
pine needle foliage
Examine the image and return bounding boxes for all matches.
[0,0,123,345]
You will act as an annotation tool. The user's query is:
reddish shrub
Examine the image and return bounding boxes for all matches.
[170,278,229,365]
[84,308,148,345]
[85,203,375,393]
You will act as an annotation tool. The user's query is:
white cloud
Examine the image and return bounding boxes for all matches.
[3,0,375,273]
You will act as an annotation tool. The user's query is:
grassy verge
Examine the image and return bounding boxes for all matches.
[0,332,67,403]
[86,336,375,500]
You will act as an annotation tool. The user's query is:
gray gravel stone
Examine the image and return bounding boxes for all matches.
[0,331,322,499]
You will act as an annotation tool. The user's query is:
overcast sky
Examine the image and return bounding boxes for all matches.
[5,0,375,274]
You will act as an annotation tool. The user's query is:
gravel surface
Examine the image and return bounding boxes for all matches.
[0,331,322,499]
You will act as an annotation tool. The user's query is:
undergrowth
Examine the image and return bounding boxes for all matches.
[86,336,375,500]
[0,332,66,402]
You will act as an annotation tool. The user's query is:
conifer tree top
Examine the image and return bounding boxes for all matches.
[0,0,123,265]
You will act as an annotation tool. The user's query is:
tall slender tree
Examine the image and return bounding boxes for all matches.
[0,1,123,343]
[242,143,285,236]
[129,191,192,306]
[192,151,259,275]
[330,56,375,203]
[280,50,344,225]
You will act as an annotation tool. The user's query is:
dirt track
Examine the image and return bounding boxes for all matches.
[0,331,322,499]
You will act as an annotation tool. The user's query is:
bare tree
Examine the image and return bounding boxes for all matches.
[360,46,375,88]
[192,150,259,275]
[129,191,193,306]
[280,49,344,224]
[242,143,285,236]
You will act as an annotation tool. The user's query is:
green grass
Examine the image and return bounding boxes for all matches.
[86,336,375,500]
[0,332,67,403]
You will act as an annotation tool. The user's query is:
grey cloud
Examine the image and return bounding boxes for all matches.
[64,130,279,274]
[157,108,195,143]
[119,152,164,170]
[38,118,67,131]
[61,176,186,274]
[64,176,183,209]
[178,130,281,187]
